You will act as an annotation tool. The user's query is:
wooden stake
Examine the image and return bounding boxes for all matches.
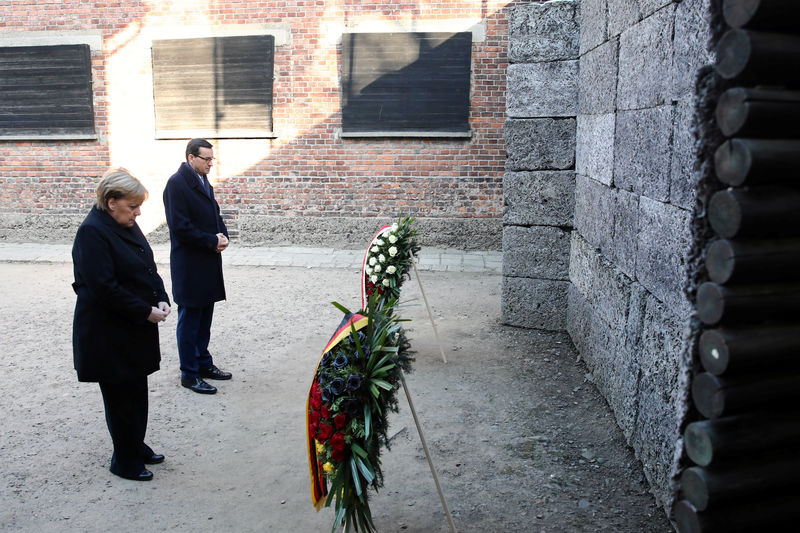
[410,250,448,363]
[400,372,457,533]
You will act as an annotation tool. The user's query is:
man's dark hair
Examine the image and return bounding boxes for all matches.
[186,138,213,161]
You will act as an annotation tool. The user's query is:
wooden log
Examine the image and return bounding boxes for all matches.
[714,139,800,185]
[705,238,800,284]
[683,413,800,467]
[708,187,800,239]
[680,458,800,511]
[715,29,800,85]
[674,497,800,533]
[696,281,800,325]
[723,0,800,33]
[715,87,800,138]
[699,326,800,375]
[691,370,800,418]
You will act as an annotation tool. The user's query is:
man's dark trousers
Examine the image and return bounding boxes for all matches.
[177,304,215,380]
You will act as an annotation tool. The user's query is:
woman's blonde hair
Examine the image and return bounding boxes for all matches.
[95,168,148,211]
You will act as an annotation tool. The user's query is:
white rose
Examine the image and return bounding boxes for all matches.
[391,223,399,231]
[388,246,398,257]
[369,256,377,266]
[379,254,386,263]
[375,239,384,246]
[365,266,373,275]
[382,279,390,287]
[388,235,398,243]
[374,264,382,273]
[370,275,378,284]
[386,265,397,275]
[382,228,391,237]
[371,246,379,253]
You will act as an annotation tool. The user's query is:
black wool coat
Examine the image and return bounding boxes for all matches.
[72,206,169,382]
[163,162,228,307]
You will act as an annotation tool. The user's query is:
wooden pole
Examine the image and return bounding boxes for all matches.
[410,250,448,364]
[400,372,457,533]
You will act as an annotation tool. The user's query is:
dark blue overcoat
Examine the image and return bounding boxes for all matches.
[162,162,228,307]
[72,207,169,382]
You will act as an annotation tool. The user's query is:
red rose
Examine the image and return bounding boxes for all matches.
[330,432,346,451]
[334,413,347,429]
[309,423,318,437]
[317,423,333,441]
[321,405,330,419]
[310,411,320,425]
[331,447,346,462]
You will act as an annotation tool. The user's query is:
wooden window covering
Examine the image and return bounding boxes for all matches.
[151,35,275,139]
[341,32,472,137]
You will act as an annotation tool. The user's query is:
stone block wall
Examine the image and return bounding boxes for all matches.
[502,0,579,330]
[567,0,713,513]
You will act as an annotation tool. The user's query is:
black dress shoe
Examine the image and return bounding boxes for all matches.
[181,377,217,394]
[200,365,232,380]
[144,453,165,465]
[114,469,153,481]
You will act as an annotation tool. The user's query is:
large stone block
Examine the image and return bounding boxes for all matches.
[501,276,569,331]
[610,188,639,279]
[607,0,640,38]
[508,0,580,63]
[672,0,714,99]
[613,105,673,202]
[507,61,578,118]
[580,0,607,55]
[505,118,576,171]
[640,0,674,19]
[578,38,618,115]
[503,170,575,227]
[576,113,615,185]
[635,197,693,315]
[502,225,570,280]
[574,173,614,254]
[617,5,675,109]
[670,94,700,211]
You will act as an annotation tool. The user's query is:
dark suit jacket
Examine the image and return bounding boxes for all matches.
[72,206,169,382]
[163,162,228,307]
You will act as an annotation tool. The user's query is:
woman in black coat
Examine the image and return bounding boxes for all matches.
[72,168,171,481]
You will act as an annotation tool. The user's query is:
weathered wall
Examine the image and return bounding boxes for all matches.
[567,0,713,513]
[0,0,514,249]
[502,0,578,330]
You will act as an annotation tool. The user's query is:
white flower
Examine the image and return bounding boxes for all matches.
[391,223,399,231]
[378,254,386,263]
[386,265,397,275]
[388,246,398,257]
[370,275,378,284]
[369,256,377,266]
[388,235,398,244]
[365,266,373,275]
[382,279,390,287]
[371,246,379,253]
[375,239,384,246]
[382,228,391,237]
[374,264,382,273]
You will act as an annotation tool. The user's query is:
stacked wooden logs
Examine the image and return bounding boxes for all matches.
[676,1,800,531]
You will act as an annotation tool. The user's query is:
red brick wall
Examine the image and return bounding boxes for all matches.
[0,0,510,236]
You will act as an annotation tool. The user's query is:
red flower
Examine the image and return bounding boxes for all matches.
[331,447,346,462]
[330,432,346,451]
[317,423,333,441]
[309,423,318,437]
[334,413,347,429]
[310,411,320,425]
[321,404,330,420]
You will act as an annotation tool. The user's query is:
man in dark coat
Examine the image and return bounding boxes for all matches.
[163,138,232,394]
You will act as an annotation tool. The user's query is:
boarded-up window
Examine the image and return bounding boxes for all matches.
[151,35,275,139]
[341,32,472,137]
[0,44,95,139]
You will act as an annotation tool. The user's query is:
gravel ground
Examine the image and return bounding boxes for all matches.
[0,261,672,532]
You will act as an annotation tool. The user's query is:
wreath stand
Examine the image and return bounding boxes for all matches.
[401,250,457,532]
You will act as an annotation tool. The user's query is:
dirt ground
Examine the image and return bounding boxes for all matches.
[0,260,673,532]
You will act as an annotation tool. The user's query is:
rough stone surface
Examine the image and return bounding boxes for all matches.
[610,188,640,279]
[613,105,673,202]
[508,0,580,63]
[0,214,88,244]
[617,5,675,110]
[505,118,576,171]
[578,38,618,115]
[573,173,614,255]
[635,197,692,315]
[503,170,575,227]
[579,0,607,55]
[670,94,700,211]
[576,113,615,186]
[672,0,715,99]
[507,61,578,118]
[501,276,569,331]
[640,0,674,19]
[607,0,640,38]
[502,225,570,280]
